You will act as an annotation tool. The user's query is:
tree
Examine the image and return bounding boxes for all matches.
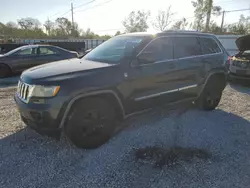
[44,19,55,36]
[55,17,72,36]
[153,6,174,31]
[171,18,188,30]
[17,17,41,30]
[6,21,18,28]
[227,15,250,35]
[192,0,221,31]
[122,10,150,33]
[115,31,121,36]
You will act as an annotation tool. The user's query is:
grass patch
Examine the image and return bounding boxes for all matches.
[135,146,212,168]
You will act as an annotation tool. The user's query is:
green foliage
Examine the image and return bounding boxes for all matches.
[227,15,250,35]
[115,31,121,36]
[122,10,150,33]
[0,17,112,40]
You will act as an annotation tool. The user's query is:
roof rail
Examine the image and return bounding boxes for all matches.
[162,29,200,33]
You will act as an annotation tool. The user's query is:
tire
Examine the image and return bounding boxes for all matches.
[196,80,223,111]
[0,64,11,78]
[65,97,116,149]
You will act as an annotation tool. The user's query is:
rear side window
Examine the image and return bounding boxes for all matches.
[39,47,57,55]
[174,36,202,58]
[199,37,221,54]
[140,37,174,63]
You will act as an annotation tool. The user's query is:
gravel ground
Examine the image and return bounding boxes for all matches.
[1,84,250,188]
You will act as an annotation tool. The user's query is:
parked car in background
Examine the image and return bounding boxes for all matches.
[0,44,78,78]
[228,34,250,81]
[15,31,228,149]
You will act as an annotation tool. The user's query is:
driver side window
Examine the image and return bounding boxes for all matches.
[16,47,37,56]
[138,37,174,64]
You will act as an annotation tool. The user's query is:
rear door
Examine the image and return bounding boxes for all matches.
[173,35,204,99]
[198,36,224,78]
[36,46,63,65]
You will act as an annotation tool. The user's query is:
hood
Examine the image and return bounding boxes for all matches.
[22,58,114,80]
[236,35,250,51]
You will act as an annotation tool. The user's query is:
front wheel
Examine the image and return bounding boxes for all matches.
[65,98,116,149]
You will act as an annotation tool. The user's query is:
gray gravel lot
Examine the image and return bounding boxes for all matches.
[1,84,250,188]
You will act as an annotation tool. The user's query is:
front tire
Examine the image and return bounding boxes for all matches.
[65,98,116,149]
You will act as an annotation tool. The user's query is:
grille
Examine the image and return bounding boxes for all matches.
[232,60,249,69]
[17,81,30,102]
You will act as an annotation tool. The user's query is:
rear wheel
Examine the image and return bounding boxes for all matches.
[65,98,116,149]
[0,64,11,78]
[196,77,224,111]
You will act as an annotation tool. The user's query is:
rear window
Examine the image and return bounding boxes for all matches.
[174,36,202,59]
[199,37,221,54]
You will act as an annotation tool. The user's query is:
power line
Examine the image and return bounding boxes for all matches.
[74,0,115,13]
[220,8,250,30]
[225,8,250,13]
[74,0,97,9]
[59,10,71,17]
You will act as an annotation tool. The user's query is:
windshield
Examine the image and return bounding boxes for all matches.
[84,35,150,64]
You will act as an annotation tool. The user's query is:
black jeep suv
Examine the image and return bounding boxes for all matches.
[15,31,228,148]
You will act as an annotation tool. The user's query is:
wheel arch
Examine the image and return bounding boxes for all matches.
[0,63,12,72]
[198,70,227,96]
[59,90,125,129]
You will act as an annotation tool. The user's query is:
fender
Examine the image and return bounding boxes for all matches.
[198,69,227,96]
[59,90,125,128]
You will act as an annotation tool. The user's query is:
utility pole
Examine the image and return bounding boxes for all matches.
[220,10,225,31]
[71,2,74,35]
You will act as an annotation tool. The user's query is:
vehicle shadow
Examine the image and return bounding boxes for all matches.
[1,106,250,187]
[229,82,250,94]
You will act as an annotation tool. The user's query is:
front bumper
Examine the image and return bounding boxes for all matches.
[14,93,65,138]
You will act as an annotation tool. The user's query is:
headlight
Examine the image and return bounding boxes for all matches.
[29,85,60,97]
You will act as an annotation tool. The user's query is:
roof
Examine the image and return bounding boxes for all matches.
[159,30,216,37]
[21,44,53,48]
[118,32,155,37]
[119,30,217,38]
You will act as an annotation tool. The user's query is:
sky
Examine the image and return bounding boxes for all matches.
[0,0,249,35]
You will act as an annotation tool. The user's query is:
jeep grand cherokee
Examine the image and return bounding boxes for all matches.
[15,31,228,149]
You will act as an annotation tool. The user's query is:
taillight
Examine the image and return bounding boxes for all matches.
[227,56,232,64]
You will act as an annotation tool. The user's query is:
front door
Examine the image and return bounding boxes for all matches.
[123,36,182,113]
[9,47,38,72]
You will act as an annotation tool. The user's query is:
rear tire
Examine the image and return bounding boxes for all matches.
[65,97,116,149]
[0,64,11,78]
[196,78,223,111]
